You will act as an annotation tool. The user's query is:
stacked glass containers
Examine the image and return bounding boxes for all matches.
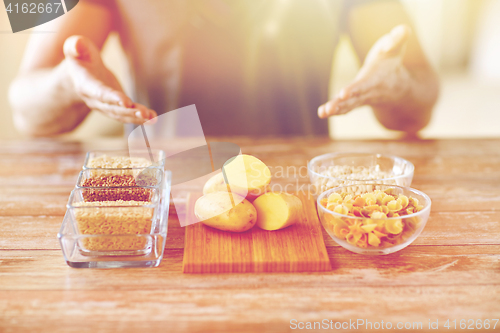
[58,150,171,268]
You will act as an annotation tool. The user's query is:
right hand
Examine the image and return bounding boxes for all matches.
[63,35,156,124]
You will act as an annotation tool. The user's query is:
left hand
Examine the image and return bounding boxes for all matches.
[318,25,413,118]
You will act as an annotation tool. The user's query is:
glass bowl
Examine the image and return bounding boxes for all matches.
[308,153,414,197]
[317,184,431,255]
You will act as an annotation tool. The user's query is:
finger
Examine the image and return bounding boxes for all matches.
[144,109,158,124]
[335,92,379,114]
[94,106,144,124]
[383,25,411,55]
[318,96,347,118]
[85,93,157,122]
[346,73,384,99]
[318,80,370,118]
[363,25,411,66]
[143,112,158,125]
[336,80,368,101]
[318,85,377,118]
[108,103,157,124]
[99,86,134,108]
[63,35,101,63]
[88,101,149,125]
[133,104,158,124]
[77,76,133,107]
[63,36,80,59]
[318,97,359,118]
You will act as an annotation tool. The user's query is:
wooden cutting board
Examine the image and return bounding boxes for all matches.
[182,191,331,273]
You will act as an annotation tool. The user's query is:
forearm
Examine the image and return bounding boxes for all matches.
[372,64,439,133]
[9,60,89,137]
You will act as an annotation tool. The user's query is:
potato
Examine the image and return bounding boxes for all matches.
[222,154,272,200]
[203,172,228,195]
[194,191,257,232]
[203,172,271,200]
[253,192,302,231]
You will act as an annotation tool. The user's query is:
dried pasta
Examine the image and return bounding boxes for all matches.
[320,188,424,249]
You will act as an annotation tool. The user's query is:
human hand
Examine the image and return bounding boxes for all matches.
[318,25,413,118]
[63,35,156,124]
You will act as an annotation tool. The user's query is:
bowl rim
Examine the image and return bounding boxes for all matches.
[316,183,432,221]
[307,152,415,182]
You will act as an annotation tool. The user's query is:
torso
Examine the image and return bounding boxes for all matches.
[114,0,343,136]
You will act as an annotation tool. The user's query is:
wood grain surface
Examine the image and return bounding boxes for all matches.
[183,192,331,273]
[0,137,499,333]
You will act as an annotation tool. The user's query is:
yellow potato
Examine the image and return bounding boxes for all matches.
[203,172,228,195]
[223,154,272,200]
[194,191,257,232]
[203,171,271,201]
[253,192,302,231]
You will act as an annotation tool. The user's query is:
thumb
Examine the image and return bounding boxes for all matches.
[362,24,411,69]
[63,35,101,63]
[382,25,411,56]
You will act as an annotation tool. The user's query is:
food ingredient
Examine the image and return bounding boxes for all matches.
[222,154,272,200]
[320,188,424,248]
[203,172,229,195]
[194,191,257,232]
[81,174,157,202]
[73,200,154,251]
[203,171,270,200]
[253,192,302,230]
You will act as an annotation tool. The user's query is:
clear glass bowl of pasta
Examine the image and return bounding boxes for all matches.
[317,184,431,255]
[308,153,414,197]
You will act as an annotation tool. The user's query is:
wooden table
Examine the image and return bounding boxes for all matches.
[1,137,499,333]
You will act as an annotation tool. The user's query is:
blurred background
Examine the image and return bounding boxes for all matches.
[0,0,499,140]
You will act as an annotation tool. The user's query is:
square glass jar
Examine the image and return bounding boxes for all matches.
[58,171,171,268]
[76,167,163,202]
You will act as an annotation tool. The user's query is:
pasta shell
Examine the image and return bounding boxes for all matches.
[353,197,365,207]
[371,211,387,219]
[382,195,394,205]
[387,200,402,212]
[397,195,409,209]
[356,233,368,248]
[365,204,381,212]
[333,204,349,215]
[373,230,387,238]
[384,188,395,196]
[361,209,371,218]
[368,232,381,247]
[409,197,419,207]
[327,192,342,204]
[352,207,363,217]
[333,219,350,239]
[375,192,386,205]
[385,219,403,234]
[346,231,362,245]
[361,224,377,233]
